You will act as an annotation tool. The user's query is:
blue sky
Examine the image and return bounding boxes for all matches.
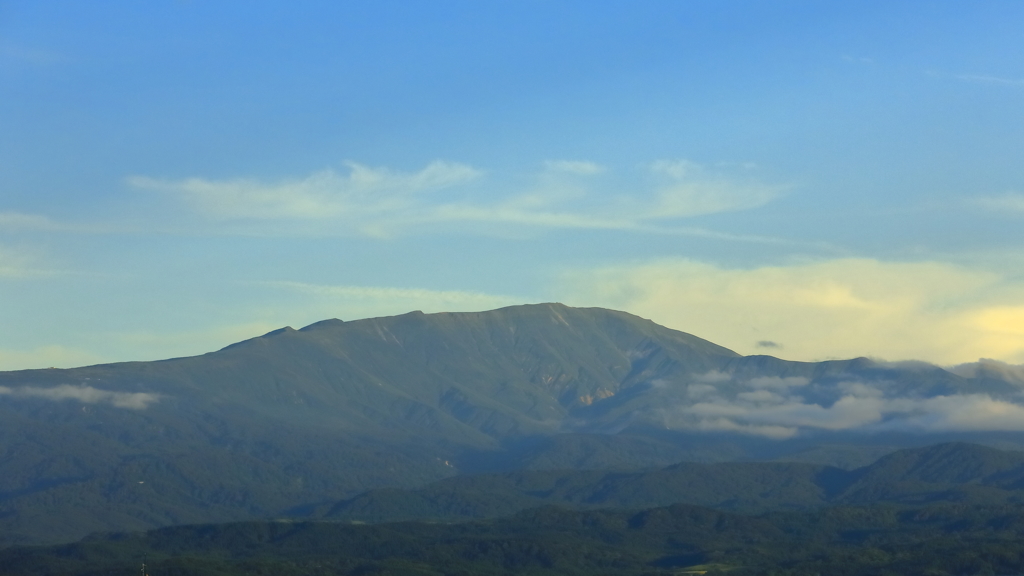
[2,0,1024,369]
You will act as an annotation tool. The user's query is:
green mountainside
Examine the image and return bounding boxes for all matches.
[1,304,1022,545]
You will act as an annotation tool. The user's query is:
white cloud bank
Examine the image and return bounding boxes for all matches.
[0,384,160,409]
[648,370,1024,439]
[562,258,1024,365]
[129,159,784,237]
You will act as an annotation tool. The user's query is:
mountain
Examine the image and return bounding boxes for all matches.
[0,303,1021,544]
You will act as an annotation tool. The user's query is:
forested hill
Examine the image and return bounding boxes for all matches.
[322,442,1024,522]
[8,500,1024,576]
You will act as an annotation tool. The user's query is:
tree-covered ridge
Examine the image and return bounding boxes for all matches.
[321,442,1024,523]
[7,501,1024,576]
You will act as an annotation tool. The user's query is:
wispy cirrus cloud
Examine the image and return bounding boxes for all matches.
[928,70,1024,88]
[0,211,126,236]
[0,212,62,231]
[0,384,160,409]
[433,159,783,232]
[975,192,1024,213]
[543,160,606,175]
[129,159,786,239]
[953,74,1024,87]
[648,160,781,218]
[0,249,29,278]
[129,161,482,223]
[0,245,60,278]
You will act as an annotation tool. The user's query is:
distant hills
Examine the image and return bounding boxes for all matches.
[321,442,1024,523]
[2,303,1024,544]
[9,495,1024,575]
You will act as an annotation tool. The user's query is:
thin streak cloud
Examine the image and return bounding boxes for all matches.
[0,212,62,231]
[975,193,1024,213]
[650,160,782,218]
[543,160,606,175]
[128,161,482,221]
[130,160,786,239]
[0,385,160,409]
[0,246,59,278]
[954,74,1024,87]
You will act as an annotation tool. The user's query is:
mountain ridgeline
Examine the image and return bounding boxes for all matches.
[1,303,1023,545]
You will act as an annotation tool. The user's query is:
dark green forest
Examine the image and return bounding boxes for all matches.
[7,502,1024,576]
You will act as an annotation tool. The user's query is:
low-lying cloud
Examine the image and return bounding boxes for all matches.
[949,359,1024,385]
[650,370,1024,439]
[0,384,160,409]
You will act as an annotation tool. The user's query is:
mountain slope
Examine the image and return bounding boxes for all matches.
[0,304,746,544]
